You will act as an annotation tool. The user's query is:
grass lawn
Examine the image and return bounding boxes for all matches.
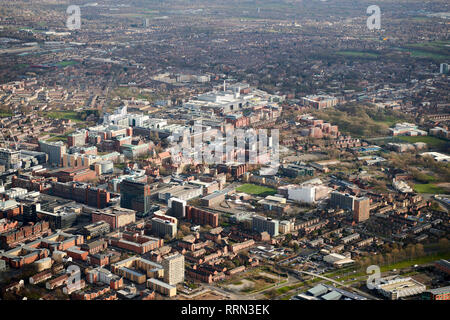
[414,184,449,195]
[43,111,83,123]
[397,135,448,148]
[46,135,68,142]
[408,50,449,60]
[236,184,277,196]
[414,173,437,184]
[275,282,304,295]
[380,252,450,272]
[336,51,379,59]
[0,112,13,118]
[56,60,78,67]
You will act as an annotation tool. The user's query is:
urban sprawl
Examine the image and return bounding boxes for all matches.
[0,0,449,301]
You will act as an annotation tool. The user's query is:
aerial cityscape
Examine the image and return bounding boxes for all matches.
[0,0,449,305]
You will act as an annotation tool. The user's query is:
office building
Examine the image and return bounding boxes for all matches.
[91,207,136,230]
[157,185,203,203]
[51,182,111,209]
[39,140,66,166]
[80,221,111,238]
[120,179,152,215]
[67,130,88,147]
[20,150,47,165]
[121,143,150,159]
[0,148,21,171]
[168,198,186,218]
[301,95,338,109]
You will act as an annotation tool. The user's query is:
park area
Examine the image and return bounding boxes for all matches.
[236,184,277,197]
[413,183,450,195]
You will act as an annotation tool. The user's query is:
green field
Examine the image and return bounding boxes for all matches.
[413,184,449,195]
[397,135,448,148]
[336,51,379,59]
[408,50,449,60]
[0,111,13,118]
[399,41,450,61]
[43,111,83,123]
[56,60,78,67]
[275,282,304,295]
[380,252,450,272]
[236,184,277,196]
[46,135,68,142]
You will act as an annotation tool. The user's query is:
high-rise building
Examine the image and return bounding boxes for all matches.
[330,191,355,211]
[151,217,177,239]
[67,130,88,147]
[120,179,152,215]
[354,197,370,222]
[0,148,21,171]
[161,253,185,286]
[252,215,279,237]
[168,198,186,218]
[39,141,66,166]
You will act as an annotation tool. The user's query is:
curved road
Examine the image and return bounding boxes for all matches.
[292,270,380,300]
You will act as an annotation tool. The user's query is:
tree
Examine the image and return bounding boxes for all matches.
[406,245,416,261]
[224,261,236,270]
[180,225,190,234]
[385,253,393,265]
[265,289,278,300]
[376,255,385,266]
[438,238,449,252]
[415,243,425,257]
[176,231,184,240]
[391,248,400,263]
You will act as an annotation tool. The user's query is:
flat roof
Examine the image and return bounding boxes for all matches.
[147,278,176,290]
[426,286,450,295]
[321,291,342,300]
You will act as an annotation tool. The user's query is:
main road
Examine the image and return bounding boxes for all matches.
[291,270,380,300]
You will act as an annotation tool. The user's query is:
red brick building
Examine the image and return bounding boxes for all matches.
[54,167,96,183]
[186,206,219,227]
[0,221,51,249]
